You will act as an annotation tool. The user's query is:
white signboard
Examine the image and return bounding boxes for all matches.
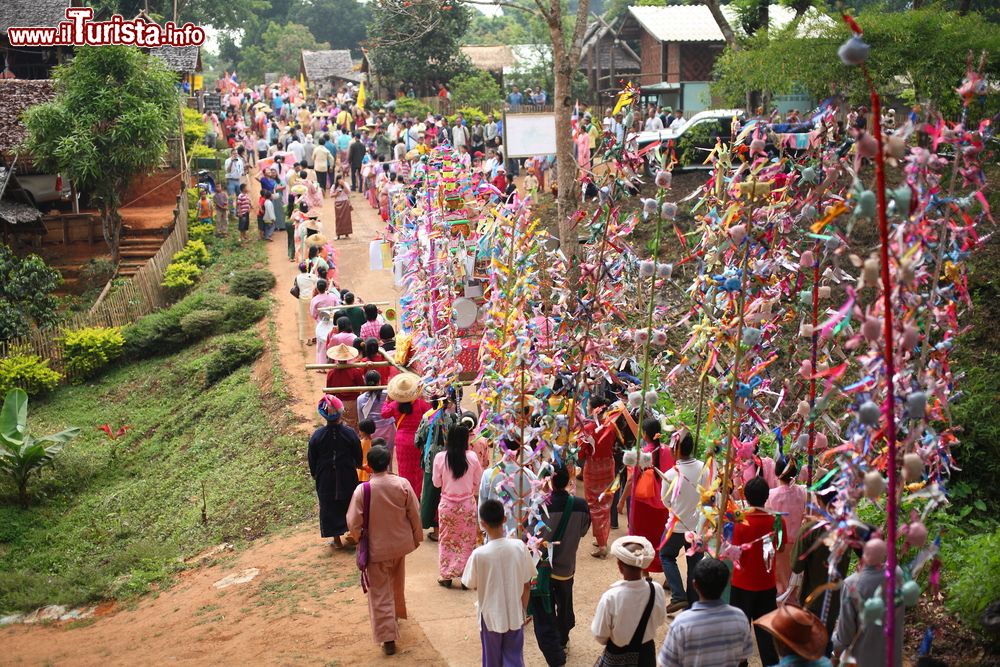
[504,113,557,157]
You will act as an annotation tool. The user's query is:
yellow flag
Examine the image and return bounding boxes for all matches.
[299,72,307,98]
[357,81,367,109]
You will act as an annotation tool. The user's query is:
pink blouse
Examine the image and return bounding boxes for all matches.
[765,482,808,543]
[432,450,483,502]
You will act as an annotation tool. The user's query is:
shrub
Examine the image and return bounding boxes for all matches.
[204,334,265,386]
[187,143,218,161]
[179,309,224,338]
[182,107,209,150]
[220,296,268,332]
[449,70,502,109]
[62,327,125,382]
[393,97,432,119]
[79,258,116,291]
[162,260,202,293]
[0,245,62,342]
[122,308,185,358]
[173,239,211,268]
[0,351,62,396]
[188,222,215,243]
[446,106,488,126]
[943,527,1000,630]
[228,268,276,300]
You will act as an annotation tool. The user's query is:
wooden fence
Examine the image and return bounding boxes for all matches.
[0,183,189,375]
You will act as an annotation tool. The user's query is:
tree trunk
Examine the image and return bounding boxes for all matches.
[703,0,739,47]
[552,46,580,267]
[101,203,122,266]
[958,0,970,15]
[758,0,769,33]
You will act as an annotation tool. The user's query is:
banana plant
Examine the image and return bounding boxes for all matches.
[0,389,80,507]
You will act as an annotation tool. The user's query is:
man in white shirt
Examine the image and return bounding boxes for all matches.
[659,430,710,612]
[452,114,470,149]
[591,535,667,663]
[462,499,537,667]
[223,148,245,217]
[669,110,686,131]
[484,114,499,148]
[643,107,663,132]
[287,136,305,163]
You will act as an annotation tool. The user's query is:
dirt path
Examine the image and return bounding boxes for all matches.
[1,182,764,666]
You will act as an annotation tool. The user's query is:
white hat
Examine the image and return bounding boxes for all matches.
[610,535,655,569]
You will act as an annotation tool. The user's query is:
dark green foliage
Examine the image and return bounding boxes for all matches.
[228,268,276,300]
[0,245,62,342]
[367,0,472,93]
[122,292,266,358]
[220,297,269,333]
[179,310,224,338]
[942,527,1000,631]
[204,334,265,386]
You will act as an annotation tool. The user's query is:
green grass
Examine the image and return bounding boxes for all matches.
[0,237,315,613]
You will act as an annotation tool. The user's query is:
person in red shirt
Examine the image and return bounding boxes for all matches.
[578,395,620,558]
[729,476,786,667]
[491,166,508,194]
[325,343,365,427]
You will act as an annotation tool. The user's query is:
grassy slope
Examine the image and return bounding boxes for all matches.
[0,239,314,613]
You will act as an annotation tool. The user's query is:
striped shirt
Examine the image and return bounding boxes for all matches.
[360,319,382,341]
[658,600,754,667]
[236,192,251,216]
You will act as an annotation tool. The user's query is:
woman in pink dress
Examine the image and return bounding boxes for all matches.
[432,420,483,587]
[765,456,808,594]
[381,373,431,498]
[310,280,341,365]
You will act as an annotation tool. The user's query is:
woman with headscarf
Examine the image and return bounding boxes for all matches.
[619,418,673,575]
[432,417,483,588]
[308,395,363,550]
[381,373,431,498]
[357,369,397,464]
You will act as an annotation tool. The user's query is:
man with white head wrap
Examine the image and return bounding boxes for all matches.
[591,535,667,666]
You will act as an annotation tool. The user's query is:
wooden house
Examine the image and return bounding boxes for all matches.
[0,0,75,80]
[300,50,361,99]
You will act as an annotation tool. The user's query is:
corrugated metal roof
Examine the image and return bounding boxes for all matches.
[627,5,834,43]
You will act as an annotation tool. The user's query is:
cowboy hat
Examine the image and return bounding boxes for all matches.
[327,344,358,362]
[754,605,828,661]
[387,373,423,402]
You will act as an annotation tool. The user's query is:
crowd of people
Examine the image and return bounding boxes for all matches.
[197,79,933,667]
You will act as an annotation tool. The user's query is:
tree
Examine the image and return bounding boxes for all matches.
[236,22,330,82]
[711,6,1000,120]
[463,0,591,262]
[291,0,372,55]
[0,246,62,342]
[367,0,472,95]
[450,70,503,108]
[91,0,269,33]
[0,389,80,507]
[23,46,178,265]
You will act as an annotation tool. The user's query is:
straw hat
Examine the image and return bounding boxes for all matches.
[327,344,358,362]
[754,605,828,661]
[387,373,423,402]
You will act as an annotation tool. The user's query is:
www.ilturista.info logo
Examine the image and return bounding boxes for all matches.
[7,8,205,47]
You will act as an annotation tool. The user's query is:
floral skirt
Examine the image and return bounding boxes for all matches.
[437,495,477,580]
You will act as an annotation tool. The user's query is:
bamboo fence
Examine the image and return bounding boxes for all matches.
[0,181,189,376]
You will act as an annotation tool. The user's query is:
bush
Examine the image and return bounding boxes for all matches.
[220,296,268,333]
[162,260,202,293]
[173,239,211,268]
[79,258,116,292]
[122,292,268,358]
[393,97,432,119]
[187,143,218,161]
[182,107,209,152]
[204,334,265,386]
[943,527,1000,630]
[446,106,488,126]
[449,70,502,109]
[677,121,716,166]
[62,327,125,382]
[188,222,215,243]
[0,351,62,396]
[228,268,276,300]
[179,309,223,338]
